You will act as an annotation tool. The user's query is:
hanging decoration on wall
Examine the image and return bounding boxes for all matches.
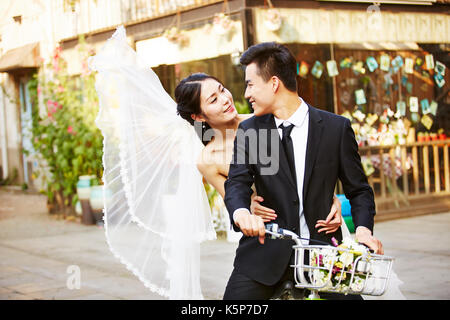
[263,0,282,32]
[404,58,414,74]
[434,73,445,88]
[430,101,438,116]
[353,109,366,122]
[425,54,435,70]
[326,60,339,77]
[162,11,189,47]
[406,82,413,94]
[409,96,419,113]
[435,61,445,76]
[213,13,234,35]
[340,57,352,69]
[352,61,366,75]
[355,89,367,105]
[366,56,378,72]
[296,50,445,140]
[421,114,433,130]
[421,99,431,114]
[380,54,390,72]
[391,56,403,73]
[311,60,324,79]
[298,61,309,78]
[396,101,406,117]
[366,113,378,126]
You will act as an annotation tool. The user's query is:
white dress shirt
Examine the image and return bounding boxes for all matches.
[233,98,310,243]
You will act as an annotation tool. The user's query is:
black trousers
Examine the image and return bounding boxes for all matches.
[223,265,363,300]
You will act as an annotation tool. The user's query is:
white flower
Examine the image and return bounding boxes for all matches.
[353,243,369,254]
[339,251,354,267]
[350,277,365,292]
[342,237,354,248]
[312,269,330,288]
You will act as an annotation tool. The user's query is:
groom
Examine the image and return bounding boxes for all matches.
[223,42,382,300]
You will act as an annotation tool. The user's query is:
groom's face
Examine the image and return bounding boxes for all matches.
[244,63,275,116]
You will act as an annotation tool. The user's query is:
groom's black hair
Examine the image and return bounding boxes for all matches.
[240,42,297,93]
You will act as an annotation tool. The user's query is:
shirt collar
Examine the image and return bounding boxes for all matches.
[274,98,309,128]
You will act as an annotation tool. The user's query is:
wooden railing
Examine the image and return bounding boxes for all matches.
[337,140,450,219]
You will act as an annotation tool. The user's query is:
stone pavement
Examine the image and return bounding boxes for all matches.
[0,188,449,300]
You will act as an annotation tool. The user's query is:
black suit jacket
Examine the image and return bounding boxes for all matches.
[224,104,376,286]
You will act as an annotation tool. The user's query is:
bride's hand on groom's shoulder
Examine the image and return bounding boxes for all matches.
[234,209,266,245]
[355,226,384,255]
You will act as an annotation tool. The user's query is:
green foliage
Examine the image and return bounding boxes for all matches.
[234,98,252,114]
[28,37,102,213]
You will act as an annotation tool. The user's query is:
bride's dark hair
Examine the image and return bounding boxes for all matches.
[175,73,222,146]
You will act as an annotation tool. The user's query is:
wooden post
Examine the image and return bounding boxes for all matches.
[330,43,338,115]
[379,148,386,198]
[401,146,409,196]
[433,144,440,193]
[412,145,419,195]
[423,145,430,194]
[444,144,450,192]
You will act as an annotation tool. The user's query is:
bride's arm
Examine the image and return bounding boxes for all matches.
[197,162,226,199]
[197,158,276,223]
[197,148,226,198]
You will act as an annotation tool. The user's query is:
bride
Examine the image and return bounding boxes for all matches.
[90,26,352,300]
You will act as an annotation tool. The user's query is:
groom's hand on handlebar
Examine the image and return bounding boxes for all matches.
[355,226,384,255]
[234,209,266,244]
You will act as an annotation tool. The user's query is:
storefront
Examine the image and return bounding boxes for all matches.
[58,0,450,216]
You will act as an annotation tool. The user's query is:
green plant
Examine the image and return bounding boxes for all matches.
[234,97,252,114]
[28,35,102,215]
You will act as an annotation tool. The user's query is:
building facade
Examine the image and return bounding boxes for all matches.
[0,0,449,216]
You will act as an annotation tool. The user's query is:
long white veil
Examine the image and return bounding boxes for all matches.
[89,26,216,300]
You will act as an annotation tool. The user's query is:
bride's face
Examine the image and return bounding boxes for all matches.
[196,79,237,127]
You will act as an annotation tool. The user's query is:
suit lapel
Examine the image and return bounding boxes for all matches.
[302,105,323,201]
[258,114,297,191]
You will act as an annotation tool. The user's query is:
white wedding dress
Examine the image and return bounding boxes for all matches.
[90,25,405,300]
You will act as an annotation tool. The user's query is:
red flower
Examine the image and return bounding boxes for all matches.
[67,126,76,135]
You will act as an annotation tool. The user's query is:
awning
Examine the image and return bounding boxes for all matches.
[254,8,450,44]
[136,21,244,68]
[0,42,40,72]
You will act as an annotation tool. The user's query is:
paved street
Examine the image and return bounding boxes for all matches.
[0,188,449,300]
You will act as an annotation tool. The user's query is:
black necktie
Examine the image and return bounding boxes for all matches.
[280,123,297,187]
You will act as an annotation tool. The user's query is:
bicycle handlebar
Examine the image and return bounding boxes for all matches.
[265,223,374,252]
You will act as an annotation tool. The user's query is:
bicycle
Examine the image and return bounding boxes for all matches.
[266,223,394,300]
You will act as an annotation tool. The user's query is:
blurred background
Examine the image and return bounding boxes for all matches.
[0,0,448,226]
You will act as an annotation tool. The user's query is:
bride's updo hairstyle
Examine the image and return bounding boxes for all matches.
[175,73,222,145]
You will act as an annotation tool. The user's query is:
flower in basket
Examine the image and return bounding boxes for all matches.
[310,237,371,294]
[264,9,282,31]
[213,13,234,35]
